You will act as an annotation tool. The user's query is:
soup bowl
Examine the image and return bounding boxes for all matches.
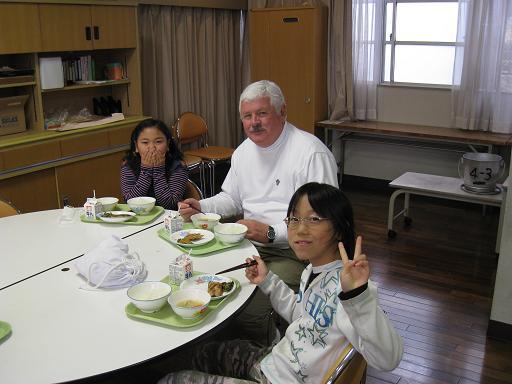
[127,281,172,313]
[214,223,248,244]
[191,213,221,230]
[97,197,119,212]
[168,288,211,319]
[127,196,156,215]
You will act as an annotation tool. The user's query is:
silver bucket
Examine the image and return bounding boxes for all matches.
[458,152,505,193]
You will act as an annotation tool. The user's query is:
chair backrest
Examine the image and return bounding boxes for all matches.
[175,112,208,148]
[0,198,20,218]
[322,344,367,384]
[183,179,203,200]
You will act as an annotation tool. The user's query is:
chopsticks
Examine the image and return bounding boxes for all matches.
[215,256,267,275]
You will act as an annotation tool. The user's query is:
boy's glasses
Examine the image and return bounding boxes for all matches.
[284,216,329,228]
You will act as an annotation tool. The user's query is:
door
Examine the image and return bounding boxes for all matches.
[91,6,137,49]
[0,3,42,54]
[39,4,93,52]
[250,8,319,133]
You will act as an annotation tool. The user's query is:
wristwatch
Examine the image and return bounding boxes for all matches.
[267,225,276,243]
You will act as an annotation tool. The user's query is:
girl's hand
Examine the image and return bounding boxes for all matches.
[339,236,369,292]
[139,148,154,167]
[244,255,268,284]
[154,148,166,166]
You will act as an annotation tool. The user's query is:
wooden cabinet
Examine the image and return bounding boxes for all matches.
[0,3,42,54]
[39,4,137,52]
[56,151,126,207]
[250,7,327,134]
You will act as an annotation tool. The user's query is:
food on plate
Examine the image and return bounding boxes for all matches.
[207,281,234,297]
[177,233,204,244]
[177,299,205,308]
[102,212,134,218]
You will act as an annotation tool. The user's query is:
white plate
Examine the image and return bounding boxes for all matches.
[169,229,214,248]
[97,211,136,223]
[180,274,235,300]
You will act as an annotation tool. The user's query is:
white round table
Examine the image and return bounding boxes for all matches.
[0,213,258,384]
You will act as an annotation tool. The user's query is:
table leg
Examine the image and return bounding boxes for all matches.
[387,189,404,238]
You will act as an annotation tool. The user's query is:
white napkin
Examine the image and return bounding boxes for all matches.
[74,235,147,289]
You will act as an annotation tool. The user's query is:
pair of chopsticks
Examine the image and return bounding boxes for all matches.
[216,256,268,275]
[178,203,206,216]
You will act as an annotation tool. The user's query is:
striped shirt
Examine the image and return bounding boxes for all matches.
[120,162,188,210]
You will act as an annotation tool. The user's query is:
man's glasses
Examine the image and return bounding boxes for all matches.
[284,216,329,228]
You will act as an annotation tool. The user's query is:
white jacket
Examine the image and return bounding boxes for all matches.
[259,260,403,383]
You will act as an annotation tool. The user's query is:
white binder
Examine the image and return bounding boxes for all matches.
[39,57,64,90]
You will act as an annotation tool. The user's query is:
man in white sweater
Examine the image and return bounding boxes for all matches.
[180,80,338,344]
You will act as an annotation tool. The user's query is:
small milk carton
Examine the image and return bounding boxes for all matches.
[169,254,193,285]
[164,211,184,234]
[83,197,102,220]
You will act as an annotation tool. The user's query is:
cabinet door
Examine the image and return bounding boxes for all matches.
[250,8,326,134]
[39,4,93,52]
[0,3,42,54]
[91,6,137,49]
[56,152,125,207]
[0,169,58,213]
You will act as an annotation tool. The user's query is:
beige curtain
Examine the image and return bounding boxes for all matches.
[245,0,353,120]
[138,5,244,147]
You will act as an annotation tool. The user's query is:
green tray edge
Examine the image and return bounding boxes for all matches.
[80,204,164,225]
[156,227,240,256]
[125,274,240,328]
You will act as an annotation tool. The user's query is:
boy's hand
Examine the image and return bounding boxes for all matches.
[244,255,268,284]
[339,236,369,292]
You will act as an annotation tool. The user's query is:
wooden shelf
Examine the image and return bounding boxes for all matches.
[0,75,36,89]
[41,79,130,93]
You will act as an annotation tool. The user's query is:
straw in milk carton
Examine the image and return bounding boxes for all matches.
[83,190,102,220]
[164,210,183,234]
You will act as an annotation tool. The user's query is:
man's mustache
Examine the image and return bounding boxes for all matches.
[249,124,265,133]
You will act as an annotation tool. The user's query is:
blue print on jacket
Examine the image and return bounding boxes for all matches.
[304,271,339,328]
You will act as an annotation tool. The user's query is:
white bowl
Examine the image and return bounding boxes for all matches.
[168,288,211,319]
[214,223,248,244]
[127,196,156,215]
[97,197,119,212]
[127,281,172,313]
[191,213,221,230]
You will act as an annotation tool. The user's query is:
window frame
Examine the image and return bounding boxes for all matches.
[382,0,459,87]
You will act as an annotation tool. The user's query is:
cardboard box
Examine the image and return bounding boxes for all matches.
[0,95,29,136]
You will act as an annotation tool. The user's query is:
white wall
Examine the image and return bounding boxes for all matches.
[342,85,461,181]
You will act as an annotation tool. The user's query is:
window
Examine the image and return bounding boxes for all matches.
[383,0,459,86]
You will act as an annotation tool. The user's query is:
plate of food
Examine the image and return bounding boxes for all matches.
[180,274,235,300]
[97,211,136,223]
[169,229,214,248]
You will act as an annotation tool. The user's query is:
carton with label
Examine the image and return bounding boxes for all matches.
[169,254,193,285]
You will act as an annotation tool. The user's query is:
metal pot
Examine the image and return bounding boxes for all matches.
[458,152,504,193]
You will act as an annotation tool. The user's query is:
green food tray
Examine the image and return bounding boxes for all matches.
[125,274,240,328]
[80,204,164,225]
[0,321,12,342]
[157,225,242,255]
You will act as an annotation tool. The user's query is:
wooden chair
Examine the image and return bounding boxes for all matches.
[322,344,367,384]
[174,112,234,197]
[0,197,20,218]
[183,178,203,201]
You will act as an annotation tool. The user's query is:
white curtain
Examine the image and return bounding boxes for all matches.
[351,0,384,120]
[452,0,512,133]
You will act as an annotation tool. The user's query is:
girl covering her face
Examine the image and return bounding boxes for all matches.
[120,119,188,210]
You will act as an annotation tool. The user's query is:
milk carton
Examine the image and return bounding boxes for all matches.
[84,197,102,220]
[169,253,193,285]
[164,210,184,234]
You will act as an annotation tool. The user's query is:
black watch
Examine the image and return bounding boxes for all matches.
[267,225,275,243]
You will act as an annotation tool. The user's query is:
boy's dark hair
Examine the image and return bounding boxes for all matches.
[124,118,184,179]
[286,182,356,259]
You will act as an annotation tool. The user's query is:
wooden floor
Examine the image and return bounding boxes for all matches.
[342,179,512,384]
[93,176,512,384]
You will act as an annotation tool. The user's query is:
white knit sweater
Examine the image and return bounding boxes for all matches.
[200,122,338,247]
